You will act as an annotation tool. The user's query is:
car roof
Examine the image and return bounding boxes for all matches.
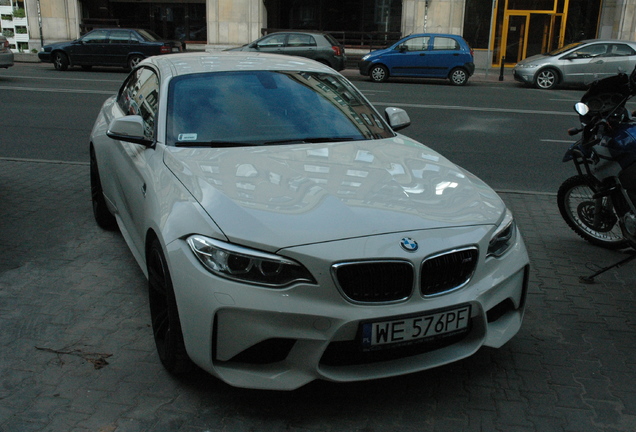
[579,39,636,44]
[146,51,337,77]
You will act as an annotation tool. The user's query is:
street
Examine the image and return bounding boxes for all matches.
[1,62,588,193]
[1,62,635,432]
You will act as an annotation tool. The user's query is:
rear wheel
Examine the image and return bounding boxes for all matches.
[535,68,558,89]
[53,52,69,71]
[449,67,469,86]
[127,55,144,70]
[557,175,629,249]
[148,239,193,374]
[369,64,389,83]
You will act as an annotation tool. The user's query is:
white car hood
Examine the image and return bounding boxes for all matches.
[164,137,505,250]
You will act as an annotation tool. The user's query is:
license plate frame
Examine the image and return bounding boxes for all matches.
[360,304,472,350]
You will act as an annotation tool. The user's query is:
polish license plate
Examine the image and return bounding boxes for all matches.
[361,305,471,349]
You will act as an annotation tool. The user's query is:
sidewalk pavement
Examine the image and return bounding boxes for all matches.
[1,156,635,431]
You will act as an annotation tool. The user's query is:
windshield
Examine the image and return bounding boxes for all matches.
[166,71,394,147]
[548,42,584,56]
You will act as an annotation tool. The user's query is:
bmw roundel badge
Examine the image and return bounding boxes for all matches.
[400,237,418,252]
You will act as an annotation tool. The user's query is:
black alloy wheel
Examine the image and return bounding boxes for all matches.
[90,146,117,230]
[147,239,193,374]
[53,52,69,71]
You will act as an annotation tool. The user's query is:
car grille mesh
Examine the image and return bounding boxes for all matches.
[420,248,478,296]
[333,262,413,303]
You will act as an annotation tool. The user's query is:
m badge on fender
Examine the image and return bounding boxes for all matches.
[400,237,418,252]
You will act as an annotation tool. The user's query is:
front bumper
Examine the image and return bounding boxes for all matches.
[512,67,535,84]
[166,225,529,390]
[37,51,51,62]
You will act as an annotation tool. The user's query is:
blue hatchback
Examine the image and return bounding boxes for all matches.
[359,33,475,85]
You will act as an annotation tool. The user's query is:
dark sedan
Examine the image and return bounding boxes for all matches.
[38,28,183,71]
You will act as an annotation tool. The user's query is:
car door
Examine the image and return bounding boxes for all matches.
[76,29,110,65]
[109,66,160,255]
[284,33,317,60]
[107,29,133,66]
[559,42,609,86]
[253,33,287,54]
[426,36,464,78]
[596,43,636,80]
[385,36,431,77]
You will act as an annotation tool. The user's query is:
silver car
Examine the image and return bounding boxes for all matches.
[0,35,14,69]
[228,31,347,71]
[513,39,636,89]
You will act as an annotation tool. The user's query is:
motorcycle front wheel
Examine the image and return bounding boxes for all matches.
[557,175,629,249]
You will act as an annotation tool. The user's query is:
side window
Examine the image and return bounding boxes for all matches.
[258,34,287,47]
[433,37,460,51]
[401,36,429,52]
[574,44,608,58]
[117,68,159,139]
[109,30,131,44]
[288,34,316,47]
[608,44,636,57]
[82,30,108,44]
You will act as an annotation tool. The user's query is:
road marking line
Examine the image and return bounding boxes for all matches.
[0,86,114,95]
[371,101,576,116]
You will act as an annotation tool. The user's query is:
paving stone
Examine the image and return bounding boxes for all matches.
[1,159,636,431]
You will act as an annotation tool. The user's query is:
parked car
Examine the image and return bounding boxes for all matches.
[90,51,529,390]
[38,28,183,71]
[513,39,636,89]
[0,35,14,69]
[227,31,346,71]
[359,33,475,85]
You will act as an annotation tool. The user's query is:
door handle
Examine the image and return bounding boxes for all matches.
[419,53,426,56]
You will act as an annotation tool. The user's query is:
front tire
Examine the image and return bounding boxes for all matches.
[148,239,193,374]
[449,67,469,86]
[535,68,558,89]
[557,175,628,249]
[369,64,389,83]
[90,147,117,230]
[53,52,69,71]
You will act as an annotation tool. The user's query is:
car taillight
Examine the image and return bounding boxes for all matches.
[470,48,474,57]
[160,44,171,54]
[331,46,342,56]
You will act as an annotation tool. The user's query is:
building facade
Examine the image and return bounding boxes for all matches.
[4,0,636,67]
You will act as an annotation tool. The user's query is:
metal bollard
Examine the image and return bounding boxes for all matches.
[499,57,505,81]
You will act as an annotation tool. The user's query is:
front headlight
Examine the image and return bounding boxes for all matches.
[487,208,517,258]
[362,54,370,61]
[187,235,316,288]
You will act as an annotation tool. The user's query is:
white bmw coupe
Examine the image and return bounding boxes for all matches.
[90,51,529,390]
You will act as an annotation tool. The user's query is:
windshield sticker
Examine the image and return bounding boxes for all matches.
[178,133,198,141]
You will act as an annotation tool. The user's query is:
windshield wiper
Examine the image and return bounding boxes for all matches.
[175,141,258,148]
[263,137,356,145]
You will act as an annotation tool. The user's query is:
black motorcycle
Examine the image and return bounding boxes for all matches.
[557,70,636,253]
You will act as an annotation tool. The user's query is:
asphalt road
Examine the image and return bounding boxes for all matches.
[0,62,592,194]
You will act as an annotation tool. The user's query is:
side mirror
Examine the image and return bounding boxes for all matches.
[385,107,411,131]
[574,102,589,116]
[107,115,153,146]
